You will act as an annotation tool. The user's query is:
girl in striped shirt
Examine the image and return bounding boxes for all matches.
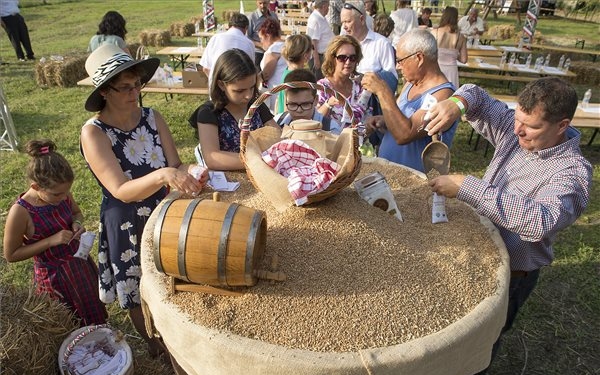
[3,139,107,326]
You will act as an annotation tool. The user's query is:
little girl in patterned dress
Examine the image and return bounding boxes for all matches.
[3,139,107,326]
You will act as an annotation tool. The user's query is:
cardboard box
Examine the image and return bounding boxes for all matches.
[182,70,208,88]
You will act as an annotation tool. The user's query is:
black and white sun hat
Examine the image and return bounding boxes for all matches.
[84,44,160,112]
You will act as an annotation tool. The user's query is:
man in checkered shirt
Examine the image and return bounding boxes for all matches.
[424,77,593,373]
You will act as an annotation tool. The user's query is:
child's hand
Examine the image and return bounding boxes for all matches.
[50,230,75,247]
[69,221,85,244]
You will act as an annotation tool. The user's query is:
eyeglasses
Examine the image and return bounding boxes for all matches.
[395,52,419,65]
[108,81,145,94]
[286,101,314,111]
[343,3,363,15]
[335,54,358,63]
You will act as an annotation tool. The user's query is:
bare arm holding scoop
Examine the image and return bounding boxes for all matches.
[424,96,469,198]
[424,96,466,136]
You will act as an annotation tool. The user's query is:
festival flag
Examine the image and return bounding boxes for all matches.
[523,0,540,39]
[203,0,216,32]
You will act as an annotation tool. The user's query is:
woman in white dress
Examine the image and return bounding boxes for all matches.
[430,6,467,90]
[258,18,287,111]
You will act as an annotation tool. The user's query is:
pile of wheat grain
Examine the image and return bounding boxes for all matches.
[152,163,502,352]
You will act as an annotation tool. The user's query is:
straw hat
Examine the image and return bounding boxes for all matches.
[84,44,159,112]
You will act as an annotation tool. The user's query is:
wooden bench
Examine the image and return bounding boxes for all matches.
[459,71,536,83]
[459,72,535,92]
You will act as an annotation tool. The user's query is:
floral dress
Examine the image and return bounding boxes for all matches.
[17,195,107,326]
[195,101,273,152]
[83,107,167,309]
[317,77,366,126]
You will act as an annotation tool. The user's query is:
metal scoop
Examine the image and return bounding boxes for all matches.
[422,133,450,177]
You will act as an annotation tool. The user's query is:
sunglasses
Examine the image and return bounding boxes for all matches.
[395,52,419,65]
[108,81,145,94]
[335,54,358,63]
[343,2,363,15]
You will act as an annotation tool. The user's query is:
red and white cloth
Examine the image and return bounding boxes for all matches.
[262,140,340,205]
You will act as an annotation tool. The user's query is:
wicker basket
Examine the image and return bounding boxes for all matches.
[58,324,133,375]
[240,81,362,210]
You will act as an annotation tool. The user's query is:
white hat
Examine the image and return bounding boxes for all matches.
[84,44,159,112]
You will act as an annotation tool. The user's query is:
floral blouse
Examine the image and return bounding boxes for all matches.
[317,78,366,126]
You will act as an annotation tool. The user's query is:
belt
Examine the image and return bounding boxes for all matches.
[511,270,529,278]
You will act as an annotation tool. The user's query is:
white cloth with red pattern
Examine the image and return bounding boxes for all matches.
[261,140,340,205]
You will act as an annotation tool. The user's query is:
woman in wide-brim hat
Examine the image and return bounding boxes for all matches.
[80,44,209,358]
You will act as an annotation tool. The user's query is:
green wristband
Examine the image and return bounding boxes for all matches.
[449,96,466,115]
[73,220,82,226]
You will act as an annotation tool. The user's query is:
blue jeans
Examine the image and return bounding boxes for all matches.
[474,269,540,375]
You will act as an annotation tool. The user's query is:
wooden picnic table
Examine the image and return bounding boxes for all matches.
[458,56,576,89]
[468,45,531,58]
[155,46,204,71]
[459,56,576,77]
[530,44,600,62]
[281,24,307,35]
[190,31,219,48]
[468,45,503,57]
[470,95,600,154]
[77,72,209,107]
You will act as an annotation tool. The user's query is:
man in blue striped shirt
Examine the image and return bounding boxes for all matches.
[424,77,593,373]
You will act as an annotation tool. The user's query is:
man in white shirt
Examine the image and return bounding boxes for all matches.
[326,0,344,35]
[199,13,255,87]
[248,0,279,66]
[458,8,485,36]
[341,0,398,94]
[389,0,418,48]
[307,0,334,79]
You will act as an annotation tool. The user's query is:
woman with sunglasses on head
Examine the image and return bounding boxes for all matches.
[190,48,278,170]
[80,44,208,359]
[316,35,367,126]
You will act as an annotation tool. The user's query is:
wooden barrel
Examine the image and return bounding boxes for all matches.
[152,198,267,287]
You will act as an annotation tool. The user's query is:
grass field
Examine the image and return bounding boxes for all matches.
[1,1,599,374]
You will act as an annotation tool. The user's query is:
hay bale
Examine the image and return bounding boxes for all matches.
[169,22,181,36]
[485,24,516,40]
[222,10,236,23]
[153,30,171,47]
[169,22,195,37]
[190,17,204,29]
[127,42,141,56]
[0,282,79,375]
[34,63,47,86]
[570,61,600,86]
[140,29,171,47]
[182,23,195,37]
[34,53,88,88]
[139,31,150,46]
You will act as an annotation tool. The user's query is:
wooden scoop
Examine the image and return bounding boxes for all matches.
[421,133,450,176]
